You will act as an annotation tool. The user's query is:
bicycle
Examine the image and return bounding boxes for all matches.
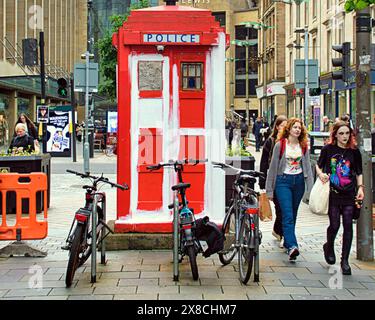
[62,169,128,287]
[212,162,264,284]
[147,159,207,281]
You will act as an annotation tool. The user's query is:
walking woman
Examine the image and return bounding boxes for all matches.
[315,120,364,275]
[265,118,314,260]
[260,115,287,247]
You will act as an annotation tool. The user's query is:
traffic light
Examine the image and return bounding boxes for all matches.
[57,78,68,97]
[22,38,38,66]
[309,88,321,96]
[332,42,351,82]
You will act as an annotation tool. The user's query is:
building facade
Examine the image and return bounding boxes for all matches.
[162,0,260,121]
[257,0,286,124]
[284,0,375,130]
[0,0,87,149]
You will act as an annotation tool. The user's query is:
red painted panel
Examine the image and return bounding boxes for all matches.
[179,98,205,128]
[137,128,163,211]
[139,90,162,99]
[179,164,205,215]
[179,135,205,161]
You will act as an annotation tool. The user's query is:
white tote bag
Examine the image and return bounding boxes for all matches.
[309,178,330,215]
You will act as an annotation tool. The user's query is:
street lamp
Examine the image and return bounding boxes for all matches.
[294,25,310,126]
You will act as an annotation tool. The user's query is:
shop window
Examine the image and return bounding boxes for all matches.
[181,63,203,90]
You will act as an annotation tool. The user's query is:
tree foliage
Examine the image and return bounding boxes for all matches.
[96,0,150,100]
[345,0,375,12]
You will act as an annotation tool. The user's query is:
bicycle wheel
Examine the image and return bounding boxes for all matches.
[186,245,199,280]
[238,214,255,284]
[65,224,85,287]
[77,205,103,267]
[218,204,237,265]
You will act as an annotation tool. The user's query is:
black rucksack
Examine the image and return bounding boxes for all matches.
[195,216,224,258]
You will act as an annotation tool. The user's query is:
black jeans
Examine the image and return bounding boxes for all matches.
[326,204,355,260]
[273,195,283,237]
[255,134,261,150]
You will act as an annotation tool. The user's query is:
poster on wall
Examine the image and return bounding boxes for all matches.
[44,105,72,157]
[107,111,118,133]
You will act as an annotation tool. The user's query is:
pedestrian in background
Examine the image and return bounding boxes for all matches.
[15,113,38,140]
[266,118,314,261]
[260,115,287,248]
[315,120,364,275]
[9,123,35,153]
[252,116,263,152]
[240,118,248,150]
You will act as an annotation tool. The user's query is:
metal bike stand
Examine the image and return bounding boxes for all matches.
[91,196,98,283]
[173,195,179,281]
[100,193,107,265]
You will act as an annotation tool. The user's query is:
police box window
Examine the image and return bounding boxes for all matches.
[138,61,163,91]
[181,63,203,90]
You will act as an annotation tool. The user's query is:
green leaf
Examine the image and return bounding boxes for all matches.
[344,0,356,12]
[355,0,370,10]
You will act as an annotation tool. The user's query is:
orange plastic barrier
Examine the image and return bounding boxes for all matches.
[0,173,48,241]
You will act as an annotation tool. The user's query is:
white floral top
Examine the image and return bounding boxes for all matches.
[283,143,303,175]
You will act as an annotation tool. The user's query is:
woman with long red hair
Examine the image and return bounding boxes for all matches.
[266,118,314,261]
[316,121,364,275]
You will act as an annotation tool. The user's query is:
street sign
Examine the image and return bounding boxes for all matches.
[73,63,99,93]
[294,59,319,89]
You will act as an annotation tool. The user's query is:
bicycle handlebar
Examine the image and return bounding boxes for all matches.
[146,159,208,171]
[66,170,129,190]
[212,161,265,179]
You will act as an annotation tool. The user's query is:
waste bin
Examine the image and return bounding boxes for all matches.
[225,156,255,208]
[0,154,51,213]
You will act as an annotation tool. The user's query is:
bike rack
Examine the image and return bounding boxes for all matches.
[91,193,107,284]
[173,195,179,282]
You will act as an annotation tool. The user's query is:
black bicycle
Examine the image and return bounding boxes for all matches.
[213,162,264,284]
[147,159,207,280]
[62,170,128,287]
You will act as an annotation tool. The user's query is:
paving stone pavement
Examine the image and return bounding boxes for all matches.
[0,145,374,300]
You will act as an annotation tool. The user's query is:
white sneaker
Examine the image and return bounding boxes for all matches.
[279,237,284,248]
[272,230,282,241]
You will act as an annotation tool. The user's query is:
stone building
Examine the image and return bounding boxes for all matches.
[0,0,87,148]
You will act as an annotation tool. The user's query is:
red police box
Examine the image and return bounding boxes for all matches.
[112,1,228,233]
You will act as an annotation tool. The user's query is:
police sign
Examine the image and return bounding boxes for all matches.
[143,33,200,44]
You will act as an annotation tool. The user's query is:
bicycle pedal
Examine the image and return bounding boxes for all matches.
[61,245,70,250]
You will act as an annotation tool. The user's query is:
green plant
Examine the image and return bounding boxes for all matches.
[226,140,252,157]
[344,0,375,12]
[96,0,150,100]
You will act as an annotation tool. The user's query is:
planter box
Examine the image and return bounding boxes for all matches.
[0,154,51,213]
[225,156,255,208]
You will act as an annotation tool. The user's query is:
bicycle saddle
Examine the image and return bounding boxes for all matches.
[171,183,191,191]
[237,174,256,185]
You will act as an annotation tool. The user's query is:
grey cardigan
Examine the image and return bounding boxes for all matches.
[265,141,314,198]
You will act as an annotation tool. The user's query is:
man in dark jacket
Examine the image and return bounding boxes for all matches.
[252,117,263,152]
[240,118,248,150]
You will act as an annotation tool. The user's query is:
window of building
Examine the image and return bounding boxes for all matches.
[234,25,258,97]
[305,1,309,25]
[313,0,317,19]
[181,63,203,90]
[212,12,226,27]
[312,36,317,59]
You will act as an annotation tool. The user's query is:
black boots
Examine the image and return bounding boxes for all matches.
[341,258,352,275]
[323,242,336,265]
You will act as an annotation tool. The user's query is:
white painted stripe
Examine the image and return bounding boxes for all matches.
[138,99,163,128]
[208,32,226,222]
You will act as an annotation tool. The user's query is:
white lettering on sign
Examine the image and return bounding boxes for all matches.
[143,34,200,44]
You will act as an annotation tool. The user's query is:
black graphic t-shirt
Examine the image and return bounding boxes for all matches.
[317,144,362,206]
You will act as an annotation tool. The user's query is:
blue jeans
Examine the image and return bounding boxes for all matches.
[275,173,305,250]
